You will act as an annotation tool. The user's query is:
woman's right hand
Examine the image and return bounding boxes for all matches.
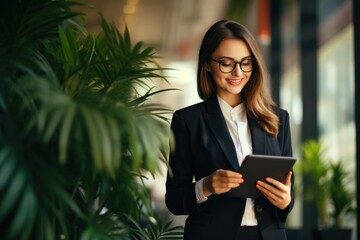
[203,169,243,196]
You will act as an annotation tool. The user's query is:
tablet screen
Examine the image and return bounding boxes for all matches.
[227,154,296,198]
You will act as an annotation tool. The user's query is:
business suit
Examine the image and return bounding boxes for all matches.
[165,96,294,240]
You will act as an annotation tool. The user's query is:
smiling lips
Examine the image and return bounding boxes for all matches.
[227,78,243,86]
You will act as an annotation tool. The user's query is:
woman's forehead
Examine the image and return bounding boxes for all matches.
[212,38,252,59]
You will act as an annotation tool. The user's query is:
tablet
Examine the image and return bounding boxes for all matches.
[227,154,296,198]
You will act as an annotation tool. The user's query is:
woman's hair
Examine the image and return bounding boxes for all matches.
[197,20,279,137]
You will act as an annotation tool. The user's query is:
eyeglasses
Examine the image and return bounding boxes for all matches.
[210,57,256,73]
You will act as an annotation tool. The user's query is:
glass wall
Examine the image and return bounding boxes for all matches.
[317,1,356,237]
[318,24,356,234]
[278,0,356,238]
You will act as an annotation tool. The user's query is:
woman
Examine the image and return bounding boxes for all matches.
[165,20,294,240]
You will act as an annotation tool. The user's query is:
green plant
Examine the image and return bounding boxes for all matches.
[300,139,355,229]
[0,0,182,239]
[300,139,330,227]
[328,161,355,228]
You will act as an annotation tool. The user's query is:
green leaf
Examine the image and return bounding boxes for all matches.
[59,26,74,62]
[105,114,121,170]
[0,161,26,220]
[91,109,115,177]
[8,187,37,240]
[81,107,103,171]
[0,147,16,195]
[59,102,77,164]
[43,106,66,142]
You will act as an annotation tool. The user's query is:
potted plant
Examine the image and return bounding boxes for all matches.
[0,0,182,239]
[300,139,355,240]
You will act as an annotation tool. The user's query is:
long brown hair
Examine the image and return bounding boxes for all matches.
[197,20,279,137]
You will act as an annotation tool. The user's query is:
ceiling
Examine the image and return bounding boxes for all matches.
[75,0,230,61]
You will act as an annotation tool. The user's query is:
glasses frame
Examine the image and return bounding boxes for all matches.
[210,57,256,73]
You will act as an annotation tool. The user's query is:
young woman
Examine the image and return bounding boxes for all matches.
[165,20,294,240]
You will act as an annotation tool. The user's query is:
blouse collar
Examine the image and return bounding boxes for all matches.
[217,96,247,123]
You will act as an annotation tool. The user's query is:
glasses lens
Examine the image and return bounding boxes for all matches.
[219,59,235,73]
[240,58,253,72]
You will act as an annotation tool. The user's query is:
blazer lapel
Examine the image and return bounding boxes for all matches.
[203,96,239,170]
[248,116,266,155]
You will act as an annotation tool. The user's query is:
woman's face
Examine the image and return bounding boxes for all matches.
[208,38,253,106]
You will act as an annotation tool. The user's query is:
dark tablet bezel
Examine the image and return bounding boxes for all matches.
[227,154,296,198]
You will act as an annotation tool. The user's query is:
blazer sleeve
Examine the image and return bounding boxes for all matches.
[276,109,295,222]
[277,109,293,157]
[165,111,198,215]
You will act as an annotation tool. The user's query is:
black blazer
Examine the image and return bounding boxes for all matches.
[165,96,294,240]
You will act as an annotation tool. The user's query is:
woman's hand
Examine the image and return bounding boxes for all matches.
[203,169,243,196]
[256,171,292,210]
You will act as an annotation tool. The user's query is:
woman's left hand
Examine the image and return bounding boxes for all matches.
[256,171,292,210]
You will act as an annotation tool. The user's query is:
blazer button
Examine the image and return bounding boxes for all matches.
[256,205,263,212]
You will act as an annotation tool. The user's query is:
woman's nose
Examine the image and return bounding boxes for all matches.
[232,63,243,76]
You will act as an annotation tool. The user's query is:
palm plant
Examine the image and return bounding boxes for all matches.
[328,161,355,228]
[300,140,330,227]
[0,0,182,239]
[300,139,355,229]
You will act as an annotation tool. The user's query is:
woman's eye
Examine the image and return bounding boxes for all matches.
[220,61,232,67]
[242,60,252,66]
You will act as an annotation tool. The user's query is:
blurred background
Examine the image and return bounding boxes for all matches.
[75,0,356,239]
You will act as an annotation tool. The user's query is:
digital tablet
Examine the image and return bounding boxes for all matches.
[227,154,296,198]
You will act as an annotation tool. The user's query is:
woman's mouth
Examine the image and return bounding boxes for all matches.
[227,79,242,86]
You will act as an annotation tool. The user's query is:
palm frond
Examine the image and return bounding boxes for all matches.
[329,161,355,228]
[0,146,36,240]
[123,215,184,240]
